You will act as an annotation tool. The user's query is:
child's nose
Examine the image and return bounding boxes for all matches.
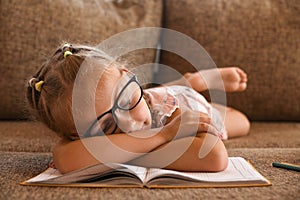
[129,106,145,121]
[129,103,149,125]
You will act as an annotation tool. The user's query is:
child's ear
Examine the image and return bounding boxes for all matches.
[119,67,129,74]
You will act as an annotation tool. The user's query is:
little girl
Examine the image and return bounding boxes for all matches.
[27,43,250,174]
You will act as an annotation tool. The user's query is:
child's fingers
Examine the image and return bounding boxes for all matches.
[180,110,219,134]
[196,122,220,136]
[183,110,211,124]
[197,112,211,124]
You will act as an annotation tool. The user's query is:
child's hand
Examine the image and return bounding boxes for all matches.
[161,110,220,141]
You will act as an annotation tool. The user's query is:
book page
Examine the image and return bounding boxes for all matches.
[22,157,270,188]
[146,157,266,183]
[26,168,62,183]
[115,163,148,183]
[24,163,148,185]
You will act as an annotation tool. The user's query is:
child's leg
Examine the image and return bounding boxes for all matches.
[211,103,250,138]
[183,67,248,92]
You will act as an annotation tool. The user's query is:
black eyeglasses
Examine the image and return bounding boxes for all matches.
[84,72,143,137]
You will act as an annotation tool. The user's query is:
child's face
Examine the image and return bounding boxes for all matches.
[95,67,152,134]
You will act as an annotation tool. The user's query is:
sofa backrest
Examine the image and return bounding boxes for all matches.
[1,0,299,121]
[0,0,162,120]
[159,0,300,121]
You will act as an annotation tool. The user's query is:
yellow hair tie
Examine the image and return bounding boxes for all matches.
[35,81,44,92]
[64,51,73,58]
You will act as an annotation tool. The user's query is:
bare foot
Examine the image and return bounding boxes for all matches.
[219,67,248,92]
[184,67,248,92]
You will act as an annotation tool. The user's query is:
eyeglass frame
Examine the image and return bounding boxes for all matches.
[84,72,144,138]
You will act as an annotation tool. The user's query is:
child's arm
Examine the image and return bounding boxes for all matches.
[53,128,168,174]
[53,110,221,174]
[128,134,228,172]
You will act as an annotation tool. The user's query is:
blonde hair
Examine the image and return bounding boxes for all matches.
[26,43,113,140]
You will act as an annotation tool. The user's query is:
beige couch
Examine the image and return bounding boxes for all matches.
[1,0,299,199]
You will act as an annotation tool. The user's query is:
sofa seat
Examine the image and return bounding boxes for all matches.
[0,121,299,199]
[0,121,299,152]
[1,147,299,199]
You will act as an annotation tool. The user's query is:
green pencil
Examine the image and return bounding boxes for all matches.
[272,162,300,172]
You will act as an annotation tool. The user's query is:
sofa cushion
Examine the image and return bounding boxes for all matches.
[0,121,299,153]
[1,149,299,199]
[0,0,162,119]
[160,0,300,121]
[0,121,59,153]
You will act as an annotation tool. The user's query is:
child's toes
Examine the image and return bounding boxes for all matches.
[236,68,247,82]
[239,82,247,91]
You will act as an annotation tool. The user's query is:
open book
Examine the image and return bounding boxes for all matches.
[21,157,271,188]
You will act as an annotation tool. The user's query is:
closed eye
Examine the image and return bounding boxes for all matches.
[101,118,116,134]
